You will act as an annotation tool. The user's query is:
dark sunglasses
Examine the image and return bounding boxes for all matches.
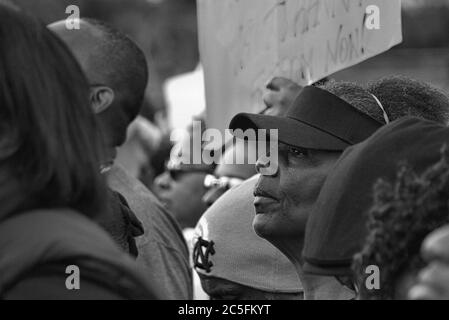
[203,174,244,190]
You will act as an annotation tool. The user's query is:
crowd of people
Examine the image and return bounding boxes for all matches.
[2,1,449,300]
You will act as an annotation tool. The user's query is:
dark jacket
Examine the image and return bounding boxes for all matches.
[97,189,144,257]
[0,209,159,299]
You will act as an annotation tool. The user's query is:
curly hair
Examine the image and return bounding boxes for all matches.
[353,146,449,300]
[316,79,385,124]
[366,76,449,125]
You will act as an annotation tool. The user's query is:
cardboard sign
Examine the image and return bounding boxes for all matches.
[198,0,402,132]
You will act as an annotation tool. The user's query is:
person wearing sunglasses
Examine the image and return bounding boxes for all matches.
[202,141,257,207]
[203,174,245,194]
[154,117,216,230]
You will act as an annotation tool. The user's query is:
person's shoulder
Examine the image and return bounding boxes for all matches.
[0,209,159,300]
[106,164,187,251]
[106,164,180,226]
[106,165,192,299]
[106,164,155,201]
[4,261,124,300]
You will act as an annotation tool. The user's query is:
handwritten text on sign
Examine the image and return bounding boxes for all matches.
[198,0,402,132]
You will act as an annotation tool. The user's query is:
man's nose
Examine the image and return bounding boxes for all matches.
[155,172,171,190]
[255,157,277,176]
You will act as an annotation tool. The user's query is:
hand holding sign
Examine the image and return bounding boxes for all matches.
[263,77,303,116]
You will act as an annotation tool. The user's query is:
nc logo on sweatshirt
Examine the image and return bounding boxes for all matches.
[193,237,215,273]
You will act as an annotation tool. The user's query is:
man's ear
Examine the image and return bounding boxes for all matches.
[89,86,115,114]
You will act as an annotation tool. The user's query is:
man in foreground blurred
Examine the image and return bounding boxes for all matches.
[49,19,192,299]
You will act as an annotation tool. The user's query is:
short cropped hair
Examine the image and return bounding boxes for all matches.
[83,18,148,121]
[366,76,449,125]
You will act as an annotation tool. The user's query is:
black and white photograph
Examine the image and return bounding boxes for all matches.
[1,0,449,310]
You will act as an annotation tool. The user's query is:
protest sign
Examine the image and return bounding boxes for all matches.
[197,0,402,133]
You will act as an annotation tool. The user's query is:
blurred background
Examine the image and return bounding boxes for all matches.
[334,0,449,89]
[11,0,449,185]
[13,0,199,122]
